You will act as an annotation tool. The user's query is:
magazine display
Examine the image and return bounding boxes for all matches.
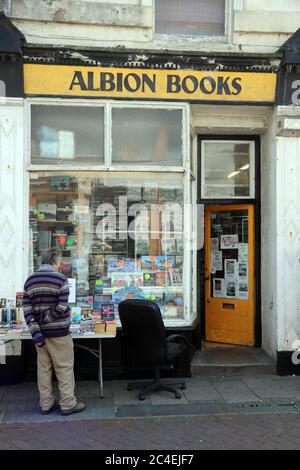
[29,179,184,319]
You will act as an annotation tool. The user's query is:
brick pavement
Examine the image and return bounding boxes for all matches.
[0,413,300,450]
[1,375,300,450]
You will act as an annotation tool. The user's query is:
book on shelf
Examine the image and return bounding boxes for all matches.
[16,292,24,308]
[101,303,115,321]
[76,296,94,310]
[143,292,163,303]
[112,288,126,303]
[95,277,111,293]
[111,273,143,288]
[169,268,182,286]
[141,256,159,271]
[49,176,71,192]
[124,286,144,300]
[163,292,183,307]
[111,240,127,253]
[156,271,170,287]
[143,272,156,287]
[70,307,81,322]
[161,238,177,255]
[95,322,106,334]
[37,203,57,221]
[111,273,126,288]
[135,238,149,255]
[107,258,125,273]
[94,294,112,311]
[38,230,52,251]
[105,321,117,334]
[56,201,73,221]
[124,259,141,272]
[175,256,183,270]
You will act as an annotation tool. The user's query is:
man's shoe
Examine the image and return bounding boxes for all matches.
[61,401,86,416]
[40,401,58,415]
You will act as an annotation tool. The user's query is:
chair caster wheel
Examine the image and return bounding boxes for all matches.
[175,391,182,399]
[138,392,146,401]
[180,384,186,390]
[127,384,134,391]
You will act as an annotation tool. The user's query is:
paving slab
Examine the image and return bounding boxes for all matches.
[2,382,39,400]
[1,397,114,424]
[149,390,188,405]
[115,402,223,418]
[243,377,300,400]
[210,378,261,403]
[111,380,151,406]
[182,378,223,402]
[76,380,113,399]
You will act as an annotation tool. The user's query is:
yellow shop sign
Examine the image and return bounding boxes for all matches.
[24,64,276,103]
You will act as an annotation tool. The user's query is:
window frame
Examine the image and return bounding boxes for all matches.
[153,0,233,44]
[26,98,197,328]
[26,98,189,173]
[200,139,256,200]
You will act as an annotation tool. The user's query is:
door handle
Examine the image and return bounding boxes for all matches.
[204,276,210,281]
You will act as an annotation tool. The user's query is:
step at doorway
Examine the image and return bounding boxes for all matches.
[191,347,276,377]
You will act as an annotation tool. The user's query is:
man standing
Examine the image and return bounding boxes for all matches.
[23,248,86,415]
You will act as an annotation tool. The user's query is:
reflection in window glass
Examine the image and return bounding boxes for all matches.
[202,142,253,198]
[112,108,182,165]
[29,173,184,320]
[31,106,104,165]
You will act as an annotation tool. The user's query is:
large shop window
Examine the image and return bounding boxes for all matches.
[201,141,255,199]
[155,0,225,36]
[29,173,185,320]
[31,105,104,165]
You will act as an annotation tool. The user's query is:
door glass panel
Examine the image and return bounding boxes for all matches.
[202,142,253,198]
[210,209,248,300]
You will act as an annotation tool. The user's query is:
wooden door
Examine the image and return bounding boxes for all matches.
[205,204,255,346]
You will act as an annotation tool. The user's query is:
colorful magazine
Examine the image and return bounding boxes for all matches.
[169,269,182,286]
[76,296,94,310]
[156,271,170,287]
[94,294,112,311]
[143,272,156,286]
[101,303,115,321]
[107,258,125,273]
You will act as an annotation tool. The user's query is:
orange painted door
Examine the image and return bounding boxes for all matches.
[205,204,255,346]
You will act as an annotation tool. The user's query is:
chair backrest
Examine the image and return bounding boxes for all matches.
[118,299,167,365]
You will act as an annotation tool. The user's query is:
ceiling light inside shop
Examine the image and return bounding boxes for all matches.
[227,171,240,179]
[240,163,250,170]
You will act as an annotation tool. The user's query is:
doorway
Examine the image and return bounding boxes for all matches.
[204,204,255,346]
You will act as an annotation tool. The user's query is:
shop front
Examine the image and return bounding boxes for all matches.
[0,38,280,379]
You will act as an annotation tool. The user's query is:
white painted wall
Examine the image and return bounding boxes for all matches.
[5,0,299,54]
[261,111,278,359]
[276,134,300,352]
[0,99,27,297]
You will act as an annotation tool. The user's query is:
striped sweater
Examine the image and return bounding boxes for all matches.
[23,264,71,345]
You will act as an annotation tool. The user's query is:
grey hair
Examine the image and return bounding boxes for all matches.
[41,248,62,266]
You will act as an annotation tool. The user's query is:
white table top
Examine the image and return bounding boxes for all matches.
[0,333,116,341]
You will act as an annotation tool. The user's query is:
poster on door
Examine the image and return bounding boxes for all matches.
[213,278,225,298]
[211,251,223,272]
[221,234,239,249]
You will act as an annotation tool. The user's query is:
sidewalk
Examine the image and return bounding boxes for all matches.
[1,374,300,424]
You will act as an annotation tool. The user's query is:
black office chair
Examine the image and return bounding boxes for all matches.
[118,299,189,400]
